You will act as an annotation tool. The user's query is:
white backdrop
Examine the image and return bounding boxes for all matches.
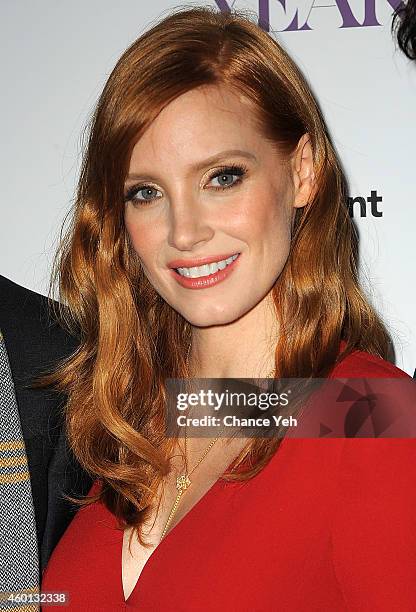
[1,0,415,374]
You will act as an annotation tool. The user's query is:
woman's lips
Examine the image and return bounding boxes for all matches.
[170,254,240,290]
[167,252,238,269]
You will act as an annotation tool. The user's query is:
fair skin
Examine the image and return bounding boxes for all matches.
[121,84,315,600]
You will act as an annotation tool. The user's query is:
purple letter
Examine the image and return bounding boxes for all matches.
[278,0,360,31]
[260,0,311,32]
[212,0,232,13]
[361,0,403,27]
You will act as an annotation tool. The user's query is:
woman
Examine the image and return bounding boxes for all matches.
[42,6,415,610]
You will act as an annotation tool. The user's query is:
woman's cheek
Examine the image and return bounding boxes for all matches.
[125,217,153,259]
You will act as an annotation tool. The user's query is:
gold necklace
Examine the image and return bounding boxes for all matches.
[159,345,276,541]
[159,422,224,541]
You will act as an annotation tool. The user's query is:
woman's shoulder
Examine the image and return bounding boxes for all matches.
[46,480,116,548]
[330,343,411,379]
[330,433,416,607]
[327,347,416,604]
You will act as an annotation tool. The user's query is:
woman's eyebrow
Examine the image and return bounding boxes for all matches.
[188,149,257,172]
[126,149,257,182]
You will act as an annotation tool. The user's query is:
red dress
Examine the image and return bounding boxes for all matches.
[42,349,416,611]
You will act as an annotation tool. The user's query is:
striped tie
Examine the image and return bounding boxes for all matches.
[0,331,39,611]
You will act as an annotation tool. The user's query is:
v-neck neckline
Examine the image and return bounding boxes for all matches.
[119,437,290,604]
[119,467,227,604]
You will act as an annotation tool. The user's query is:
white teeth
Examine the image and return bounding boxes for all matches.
[176,254,238,278]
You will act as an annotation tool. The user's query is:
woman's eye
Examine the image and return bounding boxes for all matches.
[124,164,248,205]
[208,165,247,191]
[124,185,161,205]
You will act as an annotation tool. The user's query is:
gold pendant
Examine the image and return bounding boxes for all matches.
[176,474,191,492]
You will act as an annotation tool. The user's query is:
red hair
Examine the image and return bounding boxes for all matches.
[47,6,390,544]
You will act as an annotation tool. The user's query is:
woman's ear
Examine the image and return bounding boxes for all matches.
[291,133,315,208]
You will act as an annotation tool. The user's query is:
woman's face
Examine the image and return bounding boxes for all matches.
[124,84,311,327]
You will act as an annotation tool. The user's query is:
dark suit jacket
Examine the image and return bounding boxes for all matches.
[0,275,93,572]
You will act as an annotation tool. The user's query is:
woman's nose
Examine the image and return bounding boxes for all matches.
[167,198,214,251]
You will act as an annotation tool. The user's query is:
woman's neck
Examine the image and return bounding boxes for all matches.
[188,295,279,379]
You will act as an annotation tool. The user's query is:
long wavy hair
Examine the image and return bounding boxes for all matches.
[47,6,390,542]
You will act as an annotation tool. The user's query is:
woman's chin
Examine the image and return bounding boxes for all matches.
[177,305,244,328]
